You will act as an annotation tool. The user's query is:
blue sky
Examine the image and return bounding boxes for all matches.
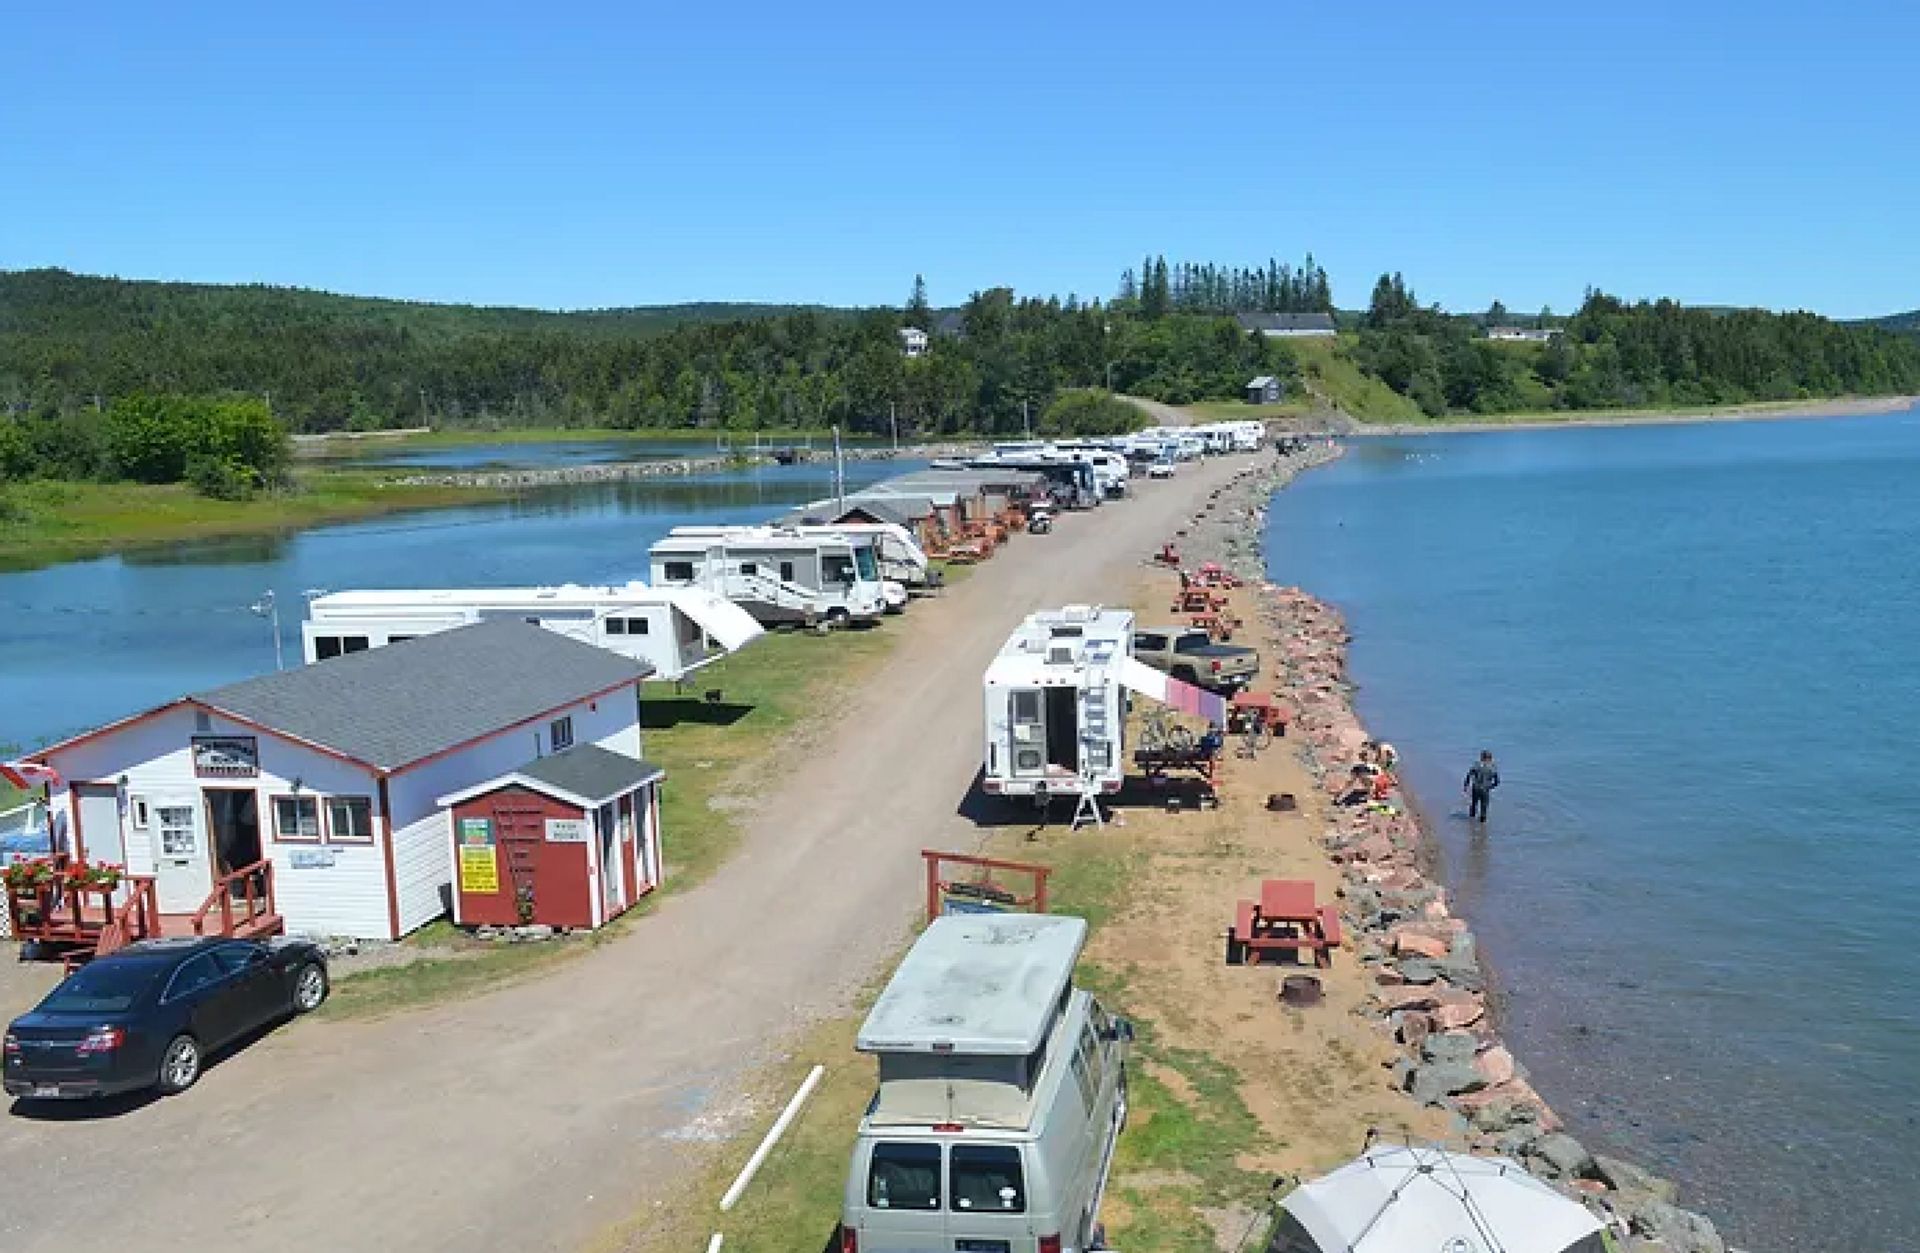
[5,2,1916,317]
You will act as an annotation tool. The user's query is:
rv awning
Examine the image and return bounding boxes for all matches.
[1119,658,1228,724]
[665,588,764,653]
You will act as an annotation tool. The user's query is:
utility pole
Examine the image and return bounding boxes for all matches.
[250,590,284,671]
[832,425,846,511]
[1022,400,1030,439]
[889,402,898,450]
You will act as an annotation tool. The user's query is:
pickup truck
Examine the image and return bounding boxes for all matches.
[1133,627,1260,693]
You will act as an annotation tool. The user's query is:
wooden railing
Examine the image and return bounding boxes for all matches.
[6,860,161,947]
[191,859,276,937]
[96,877,161,956]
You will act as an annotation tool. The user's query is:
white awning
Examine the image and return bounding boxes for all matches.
[665,588,764,653]
[1119,658,1227,723]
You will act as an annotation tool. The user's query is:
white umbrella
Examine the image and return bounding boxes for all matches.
[1276,1144,1606,1253]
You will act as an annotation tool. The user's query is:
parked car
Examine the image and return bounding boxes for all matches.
[4,936,329,1101]
[1133,627,1260,693]
[1146,458,1177,479]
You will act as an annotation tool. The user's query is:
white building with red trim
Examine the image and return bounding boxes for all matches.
[24,620,658,941]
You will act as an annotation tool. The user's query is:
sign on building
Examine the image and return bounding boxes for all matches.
[458,817,499,893]
[544,818,589,843]
[192,735,259,778]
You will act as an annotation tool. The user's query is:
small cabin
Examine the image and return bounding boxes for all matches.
[899,327,930,358]
[1246,375,1284,405]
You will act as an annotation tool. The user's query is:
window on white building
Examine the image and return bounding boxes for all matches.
[326,796,375,844]
[272,795,322,842]
[549,716,575,752]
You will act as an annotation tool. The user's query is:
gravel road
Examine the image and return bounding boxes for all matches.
[1,455,1254,1253]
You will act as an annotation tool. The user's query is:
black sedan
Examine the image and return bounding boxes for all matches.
[5,936,329,1101]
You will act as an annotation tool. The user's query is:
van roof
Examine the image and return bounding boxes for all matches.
[858,914,1088,1056]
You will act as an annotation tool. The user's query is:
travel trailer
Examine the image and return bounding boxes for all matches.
[648,526,889,627]
[842,913,1131,1253]
[981,606,1224,802]
[299,583,763,681]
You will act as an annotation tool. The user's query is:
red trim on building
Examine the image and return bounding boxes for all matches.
[377,778,401,940]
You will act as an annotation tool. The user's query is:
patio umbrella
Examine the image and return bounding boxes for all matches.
[1273,1144,1606,1253]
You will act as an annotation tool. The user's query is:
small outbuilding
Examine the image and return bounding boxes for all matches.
[1246,375,1284,404]
[899,327,929,358]
[438,744,664,931]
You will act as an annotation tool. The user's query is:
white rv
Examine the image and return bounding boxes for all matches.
[649,526,889,627]
[842,913,1131,1253]
[687,520,932,591]
[299,583,763,680]
[982,605,1222,801]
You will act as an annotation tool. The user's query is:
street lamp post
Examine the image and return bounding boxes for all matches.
[250,590,284,671]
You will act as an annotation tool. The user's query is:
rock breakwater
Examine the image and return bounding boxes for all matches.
[1180,445,1742,1253]
[390,442,985,489]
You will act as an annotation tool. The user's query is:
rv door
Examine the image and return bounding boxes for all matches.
[1009,689,1046,778]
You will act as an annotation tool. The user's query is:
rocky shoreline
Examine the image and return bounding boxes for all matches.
[1178,445,1742,1253]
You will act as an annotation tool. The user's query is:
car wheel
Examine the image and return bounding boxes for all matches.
[292,962,329,1014]
[156,1034,202,1095]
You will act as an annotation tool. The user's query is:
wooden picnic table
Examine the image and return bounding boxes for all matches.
[1228,878,1344,968]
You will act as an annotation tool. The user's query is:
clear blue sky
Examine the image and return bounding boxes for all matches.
[5,2,1916,317]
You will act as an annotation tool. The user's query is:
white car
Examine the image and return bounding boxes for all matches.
[1146,459,1177,479]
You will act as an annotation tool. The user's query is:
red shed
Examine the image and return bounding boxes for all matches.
[438,745,664,931]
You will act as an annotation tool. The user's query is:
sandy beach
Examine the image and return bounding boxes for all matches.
[1347,392,1916,436]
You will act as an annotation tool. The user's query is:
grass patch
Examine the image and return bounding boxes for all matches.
[1182,399,1310,422]
[0,471,502,573]
[326,623,899,1019]
[1288,336,1426,423]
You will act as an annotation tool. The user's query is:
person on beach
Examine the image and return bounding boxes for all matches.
[1464,750,1499,822]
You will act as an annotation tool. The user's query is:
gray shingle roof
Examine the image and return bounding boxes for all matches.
[193,620,650,771]
[517,744,663,804]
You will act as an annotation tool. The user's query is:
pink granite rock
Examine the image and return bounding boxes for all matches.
[1432,1000,1486,1031]
[1474,1046,1517,1085]
[1392,930,1451,960]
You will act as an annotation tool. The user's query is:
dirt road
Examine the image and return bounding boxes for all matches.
[3,456,1255,1253]
[1117,394,1193,426]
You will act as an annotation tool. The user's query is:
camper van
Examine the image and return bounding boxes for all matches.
[1050,443,1131,498]
[299,583,763,680]
[842,913,1131,1253]
[698,520,933,590]
[982,606,1224,801]
[968,455,1100,509]
[648,526,889,627]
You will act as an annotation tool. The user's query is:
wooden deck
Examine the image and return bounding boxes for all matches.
[7,857,282,965]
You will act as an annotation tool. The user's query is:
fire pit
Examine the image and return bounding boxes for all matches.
[1279,975,1324,1008]
[1266,792,1297,812]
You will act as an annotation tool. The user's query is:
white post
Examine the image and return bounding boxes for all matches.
[706,1236,725,1253]
[719,1064,826,1212]
[832,426,846,511]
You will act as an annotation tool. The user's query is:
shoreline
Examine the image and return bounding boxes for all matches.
[1185,449,1743,1253]
[1346,392,1915,435]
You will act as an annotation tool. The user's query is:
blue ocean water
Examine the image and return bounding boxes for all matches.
[1263,408,1920,1252]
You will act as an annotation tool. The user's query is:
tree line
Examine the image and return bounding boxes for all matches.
[0,269,1291,444]
[0,394,289,497]
[1117,253,1334,319]
[1350,277,1920,417]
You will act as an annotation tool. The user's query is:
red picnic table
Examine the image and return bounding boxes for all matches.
[1228,878,1344,968]
[1228,690,1284,737]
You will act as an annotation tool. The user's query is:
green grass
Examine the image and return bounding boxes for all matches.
[0,471,502,572]
[1287,336,1426,423]
[1359,393,1892,428]
[1182,399,1310,422]
[324,624,899,1020]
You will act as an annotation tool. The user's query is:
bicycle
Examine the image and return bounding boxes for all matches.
[1139,707,1196,753]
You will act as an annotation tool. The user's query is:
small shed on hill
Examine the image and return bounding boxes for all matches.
[1246,375,1285,404]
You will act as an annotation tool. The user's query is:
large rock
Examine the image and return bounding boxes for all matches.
[1632,1202,1728,1253]
[1421,1031,1480,1067]
[1396,958,1442,985]
[1431,998,1485,1031]
[1594,1154,1680,1204]
[1523,1132,1595,1180]
[1391,929,1451,960]
[1377,985,1443,1013]
[1407,1061,1487,1105]
[1474,1045,1517,1086]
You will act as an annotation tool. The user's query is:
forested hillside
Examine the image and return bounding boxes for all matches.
[1,269,1288,438]
[1337,280,1920,418]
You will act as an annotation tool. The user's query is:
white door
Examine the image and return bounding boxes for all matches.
[75,784,124,868]
[152,799,212,913]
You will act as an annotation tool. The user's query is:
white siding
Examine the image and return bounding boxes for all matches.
[43,706,393,940]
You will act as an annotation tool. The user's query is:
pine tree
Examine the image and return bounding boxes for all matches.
[1117,268,1138,303]
[906,274,932,330]
[1486,299,1509,327]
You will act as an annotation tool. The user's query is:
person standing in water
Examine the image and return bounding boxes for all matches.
[1464,750,1500,823]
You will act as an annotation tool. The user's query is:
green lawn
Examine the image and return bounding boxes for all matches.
[1182,399,1310,422]
[326,624,899,1020]
[0,472,501,572]
[1287,336,1426,423]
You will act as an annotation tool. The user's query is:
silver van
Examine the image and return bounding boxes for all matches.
[841,914,1132,1253]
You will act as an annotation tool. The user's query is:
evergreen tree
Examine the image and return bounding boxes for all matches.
[1486,299,1509,327]
[905,274,932,330]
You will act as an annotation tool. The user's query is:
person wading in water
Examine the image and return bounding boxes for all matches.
[1464,750,1500,823]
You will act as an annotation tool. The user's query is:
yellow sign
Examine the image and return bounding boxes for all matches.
[459,845,499,894]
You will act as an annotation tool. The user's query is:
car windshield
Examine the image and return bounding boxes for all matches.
[854,546,879,582]
[38,961,164,1014]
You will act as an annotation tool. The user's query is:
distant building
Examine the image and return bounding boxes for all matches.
[899,327,929,358]
[1235,312,1337,338]
[1246,375,1284,405]
[1486,326,1561,342]
[932,310,967,339]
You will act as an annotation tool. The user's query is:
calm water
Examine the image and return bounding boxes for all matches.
[1264,408,1920,1252]
[0,460,921,750]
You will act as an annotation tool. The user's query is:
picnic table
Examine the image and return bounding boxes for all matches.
[1228,878,1344,968]
[1228,690,1284,737]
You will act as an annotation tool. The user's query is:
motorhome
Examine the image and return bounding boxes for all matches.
[968,454,1100,509]
[299,583,763,680]
[842,913,1131,1253]
[743,518,935,589]
[981,606,1225,802]
[648,526,889,627]
[1050,443,1131,497]
[664,524,908,613]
